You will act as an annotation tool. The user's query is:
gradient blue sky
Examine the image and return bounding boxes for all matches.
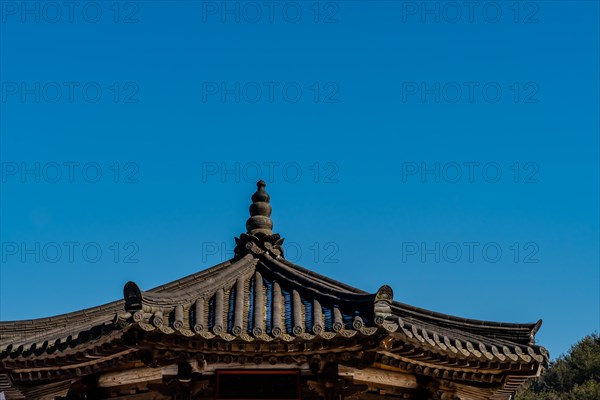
[0,1,598,360]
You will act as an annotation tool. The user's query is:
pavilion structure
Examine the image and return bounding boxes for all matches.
[0,181,548,400]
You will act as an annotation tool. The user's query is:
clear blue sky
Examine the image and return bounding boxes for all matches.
[0,1,598,360]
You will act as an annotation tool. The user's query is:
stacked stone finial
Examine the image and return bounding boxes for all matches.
[235,181,284,259]
[246,180,273,236]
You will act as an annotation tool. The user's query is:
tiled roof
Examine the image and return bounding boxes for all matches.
[122,253,384,341]
[0,181,548,400]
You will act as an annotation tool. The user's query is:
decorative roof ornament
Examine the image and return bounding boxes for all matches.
[246,180,273,235]
[235,181,285,259]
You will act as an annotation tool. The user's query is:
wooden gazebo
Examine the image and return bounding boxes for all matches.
[0,181,548,400]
